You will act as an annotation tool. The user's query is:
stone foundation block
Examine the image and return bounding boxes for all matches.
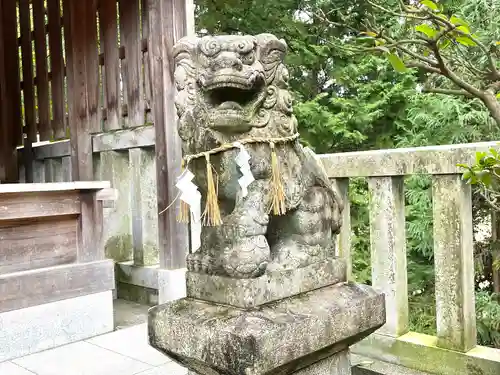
[186,258,347,308]
[149,283,385,375]
[0,291,114,362]
[158,268,187,304]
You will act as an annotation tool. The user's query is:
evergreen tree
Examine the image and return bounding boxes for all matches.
[195,0,500,347]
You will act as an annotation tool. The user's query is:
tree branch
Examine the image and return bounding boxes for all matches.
[453,44,489,78]
[422,87,475,98]
[367,0,429,21]
[430,43,483,97]
[316,0,497,104]
[391,42,438,66]
[419,7,500,79]
[315,9,359,34]
[478,186,500,212]
[487,81,500,94]
[398,0,423,14]
[374,0,500,80]
[406,61,441,74]
[479,190,500,212]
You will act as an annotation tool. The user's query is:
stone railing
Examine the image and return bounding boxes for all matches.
[319,142,500,375]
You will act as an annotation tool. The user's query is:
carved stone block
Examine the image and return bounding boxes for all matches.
[186,258,347,308]
[149,283,385,375]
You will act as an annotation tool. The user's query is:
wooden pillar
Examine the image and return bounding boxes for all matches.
[66,0,100,181]
[0,0,21,183]
[0,0,8,183]
[119,0,144,128]
[19,0,36,183]
[47,0,67,140]
[99,0,121,131]
[148,0,191,270]
[33,0,52,141]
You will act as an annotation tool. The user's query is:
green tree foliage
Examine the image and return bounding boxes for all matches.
[396,95,496,147]
[325,0,500,125]
[460,148,500,211]
[195,0,500,348]
[476,290,500,347]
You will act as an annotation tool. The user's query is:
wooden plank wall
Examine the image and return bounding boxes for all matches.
[20,127,159,267]
[0,185,114,314]
[10,0,193,273]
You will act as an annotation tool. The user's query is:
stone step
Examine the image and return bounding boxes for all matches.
[351,354,433,375]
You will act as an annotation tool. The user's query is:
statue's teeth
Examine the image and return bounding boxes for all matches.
[219,101,243,110]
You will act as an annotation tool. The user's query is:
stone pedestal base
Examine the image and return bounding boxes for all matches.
[149,282,385,375]
[188,350,351,375]
[294,350,351,375]
[186,259,346,308]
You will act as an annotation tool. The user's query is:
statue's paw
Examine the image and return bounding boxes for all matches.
[225,261,268,278]
[186,252,203,272]
[268,240,315,273]
[222,235,270,278]
[201,254,216,274]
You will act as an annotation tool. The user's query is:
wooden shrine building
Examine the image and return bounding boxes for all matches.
[0,0,194,361]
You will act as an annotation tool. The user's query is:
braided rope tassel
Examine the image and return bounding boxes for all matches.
[202,153,222,226]
[177,160,190,223]
[269,142,286,215]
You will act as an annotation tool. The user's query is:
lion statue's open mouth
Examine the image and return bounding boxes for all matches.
[200,70,266,132]
[173,33,296,141]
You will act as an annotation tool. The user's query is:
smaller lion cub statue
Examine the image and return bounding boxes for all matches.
[173,33,343,279]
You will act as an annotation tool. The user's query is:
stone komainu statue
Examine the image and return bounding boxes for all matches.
[173,33,343,278]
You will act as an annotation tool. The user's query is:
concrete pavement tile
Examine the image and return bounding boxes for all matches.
[87,324,170,366]
[12,341,151,375]
[0,362,36,375]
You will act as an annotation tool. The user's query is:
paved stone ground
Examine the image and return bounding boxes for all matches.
[0,299,428,375]
[0,322,186,375]
[0,299,185,375]
[113,299,150,330]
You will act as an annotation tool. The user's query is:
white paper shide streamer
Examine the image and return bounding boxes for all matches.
[175,169,202,252]
[234,142,255,197]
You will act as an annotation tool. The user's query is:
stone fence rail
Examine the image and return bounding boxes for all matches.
[320,141,500,375]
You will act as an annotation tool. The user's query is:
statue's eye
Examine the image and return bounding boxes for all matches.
[200,38,221,57]
[240,52,255,65]
[235,39,254,54]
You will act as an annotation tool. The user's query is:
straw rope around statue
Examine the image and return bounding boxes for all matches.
[162,133,300,226]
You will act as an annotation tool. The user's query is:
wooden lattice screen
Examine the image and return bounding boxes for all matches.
[0,0,153,182]
[0,0,191,271]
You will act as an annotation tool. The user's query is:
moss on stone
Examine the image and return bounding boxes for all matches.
[354,332,500,375]
[105,234,133,262]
